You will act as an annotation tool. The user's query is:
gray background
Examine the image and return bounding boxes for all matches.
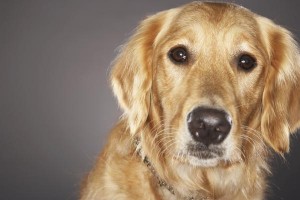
[1,0,300,199]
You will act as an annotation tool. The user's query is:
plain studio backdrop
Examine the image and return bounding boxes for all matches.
[1,0,300,199]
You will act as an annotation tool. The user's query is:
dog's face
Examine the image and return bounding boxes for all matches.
[153,4,269,167]
[111,2,300,168]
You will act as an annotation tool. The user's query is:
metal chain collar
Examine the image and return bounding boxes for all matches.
[133,137,211,200]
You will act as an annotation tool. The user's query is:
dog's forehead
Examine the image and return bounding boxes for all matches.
[174,2,257,29]
[156,2,260,50]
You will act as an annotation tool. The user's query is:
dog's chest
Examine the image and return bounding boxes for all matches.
[206,166,247,198]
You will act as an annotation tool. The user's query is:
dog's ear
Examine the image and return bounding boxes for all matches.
[259,17,300,154]
[110,10,174,135]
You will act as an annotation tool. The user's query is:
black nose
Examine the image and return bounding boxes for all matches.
[187,107,232,146]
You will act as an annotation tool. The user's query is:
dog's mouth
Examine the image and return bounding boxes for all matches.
[187,143,224,159]
[173,144,226,167]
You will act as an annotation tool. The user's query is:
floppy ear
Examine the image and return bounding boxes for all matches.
[110,10,173,135]
[259,18,300,154]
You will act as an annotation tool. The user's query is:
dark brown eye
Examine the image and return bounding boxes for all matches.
[238,54,257,71]
[168,46,188,64]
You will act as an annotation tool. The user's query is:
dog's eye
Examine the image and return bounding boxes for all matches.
[238,54,257,71]
[168,47,188,64]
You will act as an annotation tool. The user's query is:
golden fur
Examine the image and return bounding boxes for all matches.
[80,2,300,200]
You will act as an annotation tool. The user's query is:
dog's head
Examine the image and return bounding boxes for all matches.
[111,2,300,168]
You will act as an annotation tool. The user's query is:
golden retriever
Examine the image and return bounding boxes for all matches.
[80,2,300,199]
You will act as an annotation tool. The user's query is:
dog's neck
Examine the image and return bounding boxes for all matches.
[133,137,211,200]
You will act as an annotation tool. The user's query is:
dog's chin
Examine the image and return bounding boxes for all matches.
[173,150,225,168]
[187,154,221,167]
[184,149,243,168]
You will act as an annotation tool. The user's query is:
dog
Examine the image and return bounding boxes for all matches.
[80,2,300,199]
